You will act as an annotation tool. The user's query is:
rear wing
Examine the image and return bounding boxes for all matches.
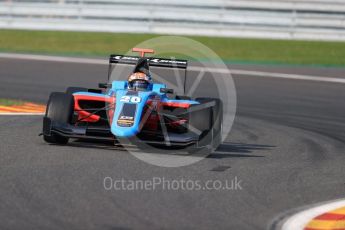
[109,55,188,69]
[108,54,188,94]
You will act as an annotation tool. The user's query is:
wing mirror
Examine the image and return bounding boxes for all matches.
[99,83,112,89]
[160,88,174,94]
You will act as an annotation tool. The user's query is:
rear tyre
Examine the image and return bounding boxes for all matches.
[43,92,74,144]
[66,87,88,95]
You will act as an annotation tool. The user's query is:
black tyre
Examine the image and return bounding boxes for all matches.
[43,92,74,144]
[66,87,88,95]
[192,98,223,151]
[175,95,191,100]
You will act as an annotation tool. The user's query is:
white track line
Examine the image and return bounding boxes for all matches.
[0,53,106,65]
[1,53,345,84]
[188,67,345,84]
[281,199,345,230]
[231,69,345,84]
[0,113,44,116]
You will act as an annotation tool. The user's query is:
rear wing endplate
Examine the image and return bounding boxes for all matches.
[109,55,188,69]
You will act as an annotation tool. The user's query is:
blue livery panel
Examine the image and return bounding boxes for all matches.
[111,90,157,137]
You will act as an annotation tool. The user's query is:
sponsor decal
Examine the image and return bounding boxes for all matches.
[113,56,139,61]
[111,55,187,66]
[117,120,134,127]
[117,115,134,127]
[150,58,187,65]
[119,115,134,120]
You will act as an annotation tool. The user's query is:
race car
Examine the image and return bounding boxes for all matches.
[42,48,223,152]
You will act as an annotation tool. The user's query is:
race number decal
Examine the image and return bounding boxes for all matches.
[120,96,141,103]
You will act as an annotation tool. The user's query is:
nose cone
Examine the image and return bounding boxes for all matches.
[111,90,152,138]
[111,125,139,138]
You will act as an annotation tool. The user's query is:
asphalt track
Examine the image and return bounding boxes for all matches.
[0,57,345,230]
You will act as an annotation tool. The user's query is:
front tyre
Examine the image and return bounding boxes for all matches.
[66,87,88,95]
[43,92,74,144]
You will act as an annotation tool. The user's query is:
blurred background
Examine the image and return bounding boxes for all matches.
[1,0,345,40]
[0,0,344,66]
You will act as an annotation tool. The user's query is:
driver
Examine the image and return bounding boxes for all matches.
[128,72,152,91]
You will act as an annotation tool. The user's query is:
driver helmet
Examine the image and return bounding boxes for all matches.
[128,72,152,91]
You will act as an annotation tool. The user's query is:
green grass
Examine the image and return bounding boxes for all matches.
[0,98,24,106]
[0,29,345,66]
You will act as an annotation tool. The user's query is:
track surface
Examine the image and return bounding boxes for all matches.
[0,58,345,230]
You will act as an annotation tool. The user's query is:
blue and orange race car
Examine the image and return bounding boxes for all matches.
[42,48,223,152]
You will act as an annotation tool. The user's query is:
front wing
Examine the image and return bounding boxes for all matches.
[43,116,204,147]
